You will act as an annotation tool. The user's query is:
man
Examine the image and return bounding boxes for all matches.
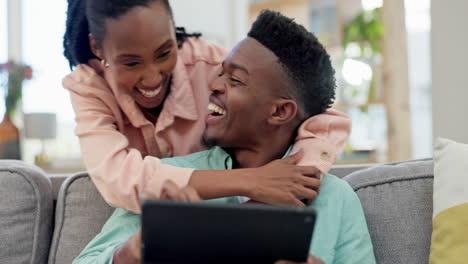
[74,10,376,264]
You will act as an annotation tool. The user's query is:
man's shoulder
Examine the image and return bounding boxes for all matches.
[317,174,358,205]
[161,147,226,170]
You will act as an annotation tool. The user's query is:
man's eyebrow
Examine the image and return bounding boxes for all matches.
[222,61,249,74]
[116,40,173,59]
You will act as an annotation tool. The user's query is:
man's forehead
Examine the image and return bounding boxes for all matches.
[225,37,279,71]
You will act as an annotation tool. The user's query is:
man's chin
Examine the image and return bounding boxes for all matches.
[201,135,217,149]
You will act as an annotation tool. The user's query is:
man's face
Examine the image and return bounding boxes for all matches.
[202,37,288,148]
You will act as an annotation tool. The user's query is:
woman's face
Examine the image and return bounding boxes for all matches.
[91,1,178,110]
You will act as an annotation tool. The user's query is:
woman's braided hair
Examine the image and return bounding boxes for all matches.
[63,0,201,69]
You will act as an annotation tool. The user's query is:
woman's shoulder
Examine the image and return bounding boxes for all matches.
[178,37,229,66]
[63,62,111,95]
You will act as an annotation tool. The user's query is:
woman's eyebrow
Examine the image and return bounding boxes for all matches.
[116,54,140,59]
[155,39,173,53]
[116,40,173,59]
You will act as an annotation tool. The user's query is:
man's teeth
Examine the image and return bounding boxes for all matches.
[208,103,226,115]
[138,88,161,98]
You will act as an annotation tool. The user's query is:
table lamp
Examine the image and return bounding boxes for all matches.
[24,113,57,166]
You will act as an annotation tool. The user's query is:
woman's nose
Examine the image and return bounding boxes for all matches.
[141,65,162,87]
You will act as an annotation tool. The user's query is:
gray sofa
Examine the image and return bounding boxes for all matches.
[0,159,433,264]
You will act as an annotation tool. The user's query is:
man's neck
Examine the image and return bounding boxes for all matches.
[227,129,294,169]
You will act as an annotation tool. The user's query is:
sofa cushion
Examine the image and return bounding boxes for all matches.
[344,159,433,264]
[48,173,114,264]
[0,160,53,264]
[430,138,468,264]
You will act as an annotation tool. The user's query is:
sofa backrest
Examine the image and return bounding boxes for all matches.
[0,160,53,264]
[0,159,434,264]
[344,159,434,264]
[47,173,114,264]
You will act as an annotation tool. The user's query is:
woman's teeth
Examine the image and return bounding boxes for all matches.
[208,103,226,115]
[138,88,161,98]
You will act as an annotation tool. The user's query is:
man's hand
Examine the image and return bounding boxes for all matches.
[247,150,321,207]
[113,180,201,264]
[275,255,324,264]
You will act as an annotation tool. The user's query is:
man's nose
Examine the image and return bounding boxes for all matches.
[209,75,226,94]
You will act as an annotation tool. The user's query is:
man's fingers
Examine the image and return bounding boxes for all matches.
[283,150,303,165]
[307,255,324,264]
[290,198,306,207]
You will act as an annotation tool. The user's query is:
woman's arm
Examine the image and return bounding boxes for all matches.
[65,68,321,213]
[292,109,352,174]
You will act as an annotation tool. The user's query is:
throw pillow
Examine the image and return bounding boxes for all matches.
[429,138,468,264]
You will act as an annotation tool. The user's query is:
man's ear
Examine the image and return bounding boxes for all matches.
[89,34,104,59]
[267,99,298,126]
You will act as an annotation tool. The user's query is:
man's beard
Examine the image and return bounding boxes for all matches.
[201,134,219,149]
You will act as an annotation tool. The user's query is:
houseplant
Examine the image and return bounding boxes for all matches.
[0,61,33,159]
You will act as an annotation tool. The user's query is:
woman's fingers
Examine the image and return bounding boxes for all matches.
[282,150,303,165]
[160,180,202,202]
[182,186,202,202]
[297,165,321,178]
[160,180,183,200]
[297,175,321,190]
[293,185,318,201]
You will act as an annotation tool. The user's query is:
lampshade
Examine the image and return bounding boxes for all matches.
[24,113,57,139]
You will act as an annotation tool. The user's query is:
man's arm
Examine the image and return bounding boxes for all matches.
[72,208,140,264]
[333,189,376,264]
[73,181,202,264]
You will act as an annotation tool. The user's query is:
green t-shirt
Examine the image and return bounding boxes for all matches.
[73,147,376,264]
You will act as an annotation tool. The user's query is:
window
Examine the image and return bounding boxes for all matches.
[0,0,6,62]
[22,0,82,166]
[1,0,7,115]
[405,0,432,159]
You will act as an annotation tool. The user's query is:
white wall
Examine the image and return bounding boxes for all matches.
[431,0,468,144]
[170,0,249,49]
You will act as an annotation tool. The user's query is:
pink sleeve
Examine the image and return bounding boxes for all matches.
[64,75,193,214]
[291,109,351,174]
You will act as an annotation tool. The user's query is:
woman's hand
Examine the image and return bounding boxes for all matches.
[246,150,321,206]
[275,255,324,264]
[160,180,202,202]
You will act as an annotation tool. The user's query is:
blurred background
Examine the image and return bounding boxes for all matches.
[1,0,465,173]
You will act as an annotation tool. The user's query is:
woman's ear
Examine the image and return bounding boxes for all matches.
[89,34,104,59]
[267,99,298,126]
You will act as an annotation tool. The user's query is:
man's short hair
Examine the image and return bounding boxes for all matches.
[248,9,336,118]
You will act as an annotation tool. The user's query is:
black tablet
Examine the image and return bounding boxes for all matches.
[141,200,316,264]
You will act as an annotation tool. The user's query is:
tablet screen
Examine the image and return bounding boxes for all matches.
[142,200,316,264]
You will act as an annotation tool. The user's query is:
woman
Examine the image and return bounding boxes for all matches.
[63,0,351,213]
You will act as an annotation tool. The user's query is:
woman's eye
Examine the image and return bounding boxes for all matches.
[158,51,171,59]
[217,71,224,77]
[123,62,140,67]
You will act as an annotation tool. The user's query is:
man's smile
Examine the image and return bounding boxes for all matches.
[206,101,226,125]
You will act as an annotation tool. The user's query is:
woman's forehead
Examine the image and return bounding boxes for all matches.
[102,2,175,52]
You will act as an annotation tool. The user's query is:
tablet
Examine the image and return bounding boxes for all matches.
[141,200,316,264]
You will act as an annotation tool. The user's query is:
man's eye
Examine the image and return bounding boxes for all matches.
[230,77,242,84]
[218,71,224,77]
